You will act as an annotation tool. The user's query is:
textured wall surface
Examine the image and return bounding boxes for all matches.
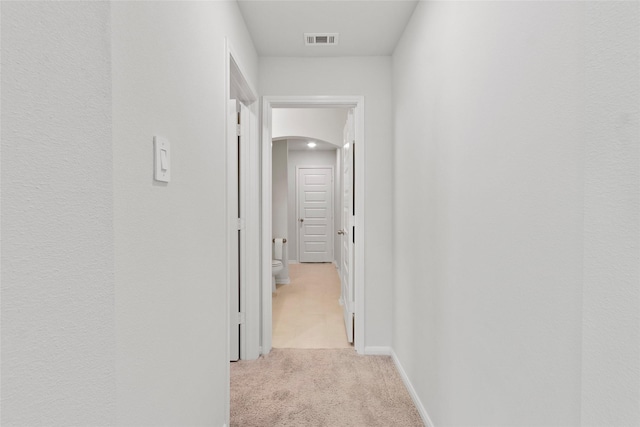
[581,2,640,424]
[111,2,257,425]
[272,141,289,241]
[1,2,115,425]
[272,140,289,280]
[260,57,394,348]
[392,1,638,425]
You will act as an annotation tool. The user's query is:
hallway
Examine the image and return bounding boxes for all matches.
[273,263,351,349]
[2,1,638,426]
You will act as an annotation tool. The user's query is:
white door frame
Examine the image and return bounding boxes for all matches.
[296,165,335,263]
[224,38,259,426]
[261,96,366,355]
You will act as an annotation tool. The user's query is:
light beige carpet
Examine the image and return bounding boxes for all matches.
[230,348,424,427]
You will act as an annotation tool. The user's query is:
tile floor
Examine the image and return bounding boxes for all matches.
[272,263,352,349]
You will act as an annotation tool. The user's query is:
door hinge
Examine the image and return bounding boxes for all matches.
[236,124,242,136]
[237,312,245,325]
[236,218,245,230]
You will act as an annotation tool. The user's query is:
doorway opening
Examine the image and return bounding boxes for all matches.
[261,97,366,355]
[225,39,259,425]
[226,42,259,363]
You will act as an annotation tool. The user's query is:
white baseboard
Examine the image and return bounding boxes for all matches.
[364,346,392,356]
[276,278,290,285]
[390,349,435,427]
[288,260,299,264]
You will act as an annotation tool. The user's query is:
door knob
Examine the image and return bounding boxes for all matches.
[337,229,345,235]
[299,218,304,223]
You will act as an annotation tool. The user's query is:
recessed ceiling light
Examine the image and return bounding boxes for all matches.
[307,142,317,148]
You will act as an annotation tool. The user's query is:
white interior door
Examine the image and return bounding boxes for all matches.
[297,167,333,263]
[229,100,249,362]
[228,99,240,361]
[340,109,355,343]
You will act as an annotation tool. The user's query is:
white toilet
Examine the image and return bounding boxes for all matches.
[272,259,283,292]
[272,237,287,292]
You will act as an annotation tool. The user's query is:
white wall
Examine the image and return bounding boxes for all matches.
[111,2,257,425]
[1,3,115,425]
[272,140,289,281]
[580,2,639,424]
[261,57,394,348]
[392,1,639,425]
[2,3,258,425]
[273,108,348,146]
[287,146,337,262]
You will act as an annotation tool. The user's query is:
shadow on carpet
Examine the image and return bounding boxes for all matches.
[231,348,424,426]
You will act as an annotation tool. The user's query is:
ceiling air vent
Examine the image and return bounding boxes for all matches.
[305,33,339,46]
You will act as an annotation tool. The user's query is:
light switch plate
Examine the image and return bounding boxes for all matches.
[154,136,170,182]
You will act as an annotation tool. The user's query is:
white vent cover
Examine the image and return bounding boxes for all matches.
[304,33,339,46]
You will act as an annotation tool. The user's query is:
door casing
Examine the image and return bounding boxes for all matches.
[225,38,258,427]
[260,96,366,355]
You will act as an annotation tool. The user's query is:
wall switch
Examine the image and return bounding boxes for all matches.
[154,136,170,182]
[160,149,168,171]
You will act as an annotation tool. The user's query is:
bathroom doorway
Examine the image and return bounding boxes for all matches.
[261,97,366,355]
[271,128,343,348]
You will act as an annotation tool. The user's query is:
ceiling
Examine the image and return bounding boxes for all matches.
[237,0,419,57]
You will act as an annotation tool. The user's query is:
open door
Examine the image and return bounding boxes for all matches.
[339,109,355,343]
[229,100,249,361]
[228,99,240,361]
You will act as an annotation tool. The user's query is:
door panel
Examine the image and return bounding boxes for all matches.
[340,109,355,344]
[298,167,333,263]
[304,207,327,218]
[304,191,326,202]
[229,101,249,361]
[305,225,327,235]
[228,99,240,362]
[304,241,327,252]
